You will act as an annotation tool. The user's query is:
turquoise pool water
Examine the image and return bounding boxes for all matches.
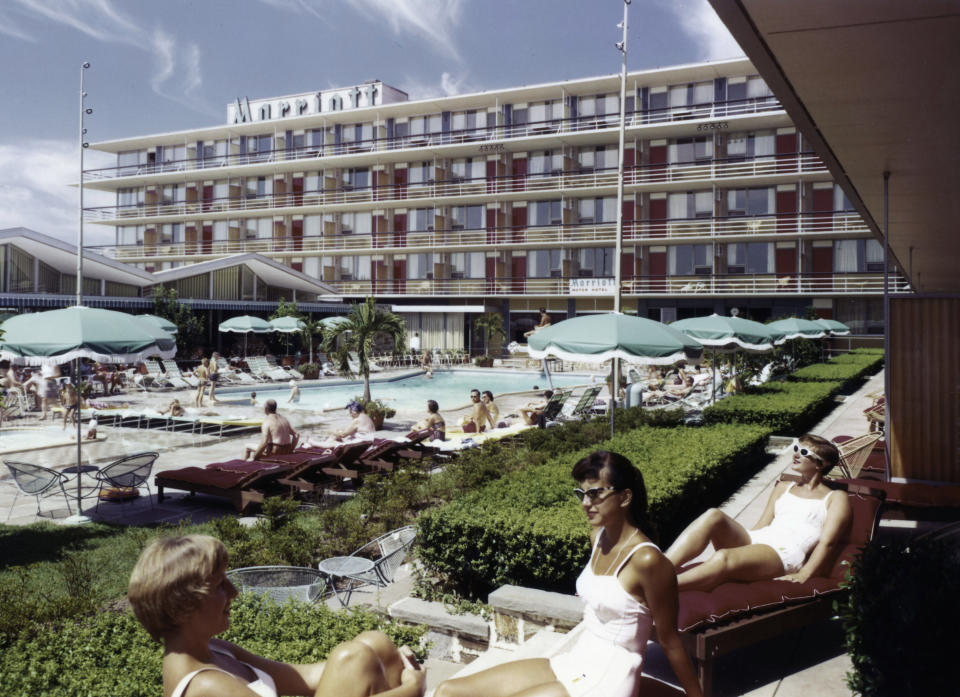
[222,369,590,413]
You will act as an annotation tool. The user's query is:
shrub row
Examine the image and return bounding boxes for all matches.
[702,379,842,434]
[417,423,771,597]
[0,593,425,697]
[788,351,884,391]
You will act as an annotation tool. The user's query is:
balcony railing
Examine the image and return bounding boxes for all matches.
[327,273,910,297]
[83,96,784,182]
[85,152,826,224]
[92,212,869,261]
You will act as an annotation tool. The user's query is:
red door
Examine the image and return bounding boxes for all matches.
[202,224,213,254]
[372,170,385,202]
[292,177,304,206]
[372,215,385,249]
[621,252,635,283]
[648,250,667,292]
[776,187,797,235]
[486,207,499,245]
[485,257,497,294]
[622,197,636,239]
[393,167,407,200]
[649,144,667,182]
[486,159,500,194]
[811,186,833,235]
[372,260,385,293]
[393,214,406,248]
[512,157,527,192]
[775,131,797,172]
[291,219,303,251]
[511,206,527,243]
[623,147,636,184]
[648,197,667,238]
[776,244,797,291]
[392,259,406,293]
[202,185,214,212]
[811,244,833,292]
[511,255,526,293]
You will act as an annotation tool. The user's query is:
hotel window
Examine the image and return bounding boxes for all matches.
[304,215,323,237]
[726,130,775,160]
[213,221,229,241]
[343,122,373,148]
[529,150,563,177]
[255,218,272,239]
[668,136,713,164]
[309,129,324,150]
[245,177,271,199]
[529,249,564,278]
[528,100,558,127]
[160,223,181,244]
[865,239,884,272]
[117,187,143,208]
[577,95,597,125]
[579,145,618,171]
[668,191,713,219]
[407,207,436,231]
[341,168,370,190]
[408,162,433,185]
[339,255,371,280]
[407,253,435,279]
[452,110,487,138]
[451,205,482,230]
[648,87,668,117]
[834,240,860,273]
[530,200,562,226]
[727,242,773,274]
[158,144,186,168]
[450,157,479,181]
[247,134,273,161]
[669,244,713,275]
[118,226,140,246]
[341,211,372,236]
[727,187,774,216]
[160,184,184,205]
[450,252,485,278]
[577,197,618,224]
[726,76,773,109]
[577,247,613,277]
[117,150,144,174]
[834,184,855,212]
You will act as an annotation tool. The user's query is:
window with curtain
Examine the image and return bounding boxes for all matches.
[669,137,713,164]
[407,253,435,279]
[213,221,228,241]
[339,255,371,280]
[727,187,774,216]
[531,200,562,226]
[668,85,688,109]
[304,215,323,237]
[408,162,432,185]
[529,249,563,278]
[668,191,713,219]
[747,76,772,99]
[577,248,613,277]
[578,198,596,223]
[450,252,485,278]
[693,81,713,105]
[407,207,436,231]
[834,184,854,211]
[865,239,884,272]
[669,244,712,275]
[834,240,860,272]
[727,242,774,273]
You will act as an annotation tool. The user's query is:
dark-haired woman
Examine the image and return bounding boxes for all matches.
[434,451,702,697]
[413,400,445,441]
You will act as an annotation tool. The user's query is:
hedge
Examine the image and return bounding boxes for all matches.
[702,380,842,434]
[838,536,959,697]
[417,423,771,597]
[0,593,426,697]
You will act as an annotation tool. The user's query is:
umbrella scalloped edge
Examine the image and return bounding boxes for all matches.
[0,346,177,367]
[526,346,702,366]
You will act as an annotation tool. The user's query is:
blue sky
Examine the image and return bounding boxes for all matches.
[0,0,742,246]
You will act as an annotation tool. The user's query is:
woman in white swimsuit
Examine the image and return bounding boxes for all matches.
[128,535,426,697]
[666,433,852,591]
[435,451,703,697]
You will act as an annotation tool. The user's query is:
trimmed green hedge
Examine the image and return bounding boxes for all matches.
[417,423,771,596]
[0,594,425,697]
[702,380,841,434]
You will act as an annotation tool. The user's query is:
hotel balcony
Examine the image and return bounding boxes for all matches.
[92,212,870,264]
[85,153,828,227]
[326,273,910,298]
[82,97,787,187]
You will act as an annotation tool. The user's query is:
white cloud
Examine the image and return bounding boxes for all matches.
[662,0,744,61]
[0,140,115,246]
[403,71,476,101]
[7,0,213,114]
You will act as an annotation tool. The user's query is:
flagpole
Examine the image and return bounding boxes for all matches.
[611,0,629,438]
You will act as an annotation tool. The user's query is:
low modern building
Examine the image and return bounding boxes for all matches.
[82,57,906,350]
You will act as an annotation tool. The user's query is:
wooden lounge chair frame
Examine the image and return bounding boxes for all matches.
[155,459,296,512]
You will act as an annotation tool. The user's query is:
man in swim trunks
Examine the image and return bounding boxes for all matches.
[459,389,488,433]
[246,399,298,460]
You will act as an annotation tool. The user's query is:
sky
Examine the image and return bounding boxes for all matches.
[0,0,743,247]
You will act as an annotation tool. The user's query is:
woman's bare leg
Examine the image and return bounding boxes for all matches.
[353,630,405,688]
[675,544,784,592]
[314,638,390,697]
[435,658,565,697]
[664,508,752,568]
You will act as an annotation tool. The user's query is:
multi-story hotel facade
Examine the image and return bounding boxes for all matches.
[84,58,906,351]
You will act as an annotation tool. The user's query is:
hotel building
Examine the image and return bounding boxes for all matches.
[83,58,906,350]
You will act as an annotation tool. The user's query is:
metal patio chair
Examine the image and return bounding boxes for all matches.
[227,566,327,604]
[346,525,417,587]
[94,451,159,513]
[3,460,74,519]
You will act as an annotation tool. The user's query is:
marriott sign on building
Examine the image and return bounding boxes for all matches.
[227,81,408,124]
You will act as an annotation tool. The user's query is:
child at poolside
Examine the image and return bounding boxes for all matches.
[287,380,301,404]
[159,399,185,417]
[249,391,257,405]
[84,417,98,440]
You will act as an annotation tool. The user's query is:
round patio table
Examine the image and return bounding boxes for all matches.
[61,464,101,500]
[317,556,376,606]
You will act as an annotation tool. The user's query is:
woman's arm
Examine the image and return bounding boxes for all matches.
[630,550,703,697]
[781,492,852,583]
[751,481,789,531]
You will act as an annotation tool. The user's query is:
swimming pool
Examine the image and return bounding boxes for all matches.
[221,369,591,413]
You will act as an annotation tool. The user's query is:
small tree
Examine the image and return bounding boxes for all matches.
[474,312,507,357]
[153,287,204,355]
[270,298,302,321]
[299,318,323,365]
[322,297,406,403]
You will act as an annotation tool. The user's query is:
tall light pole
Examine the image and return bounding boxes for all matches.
[611,0,630,437]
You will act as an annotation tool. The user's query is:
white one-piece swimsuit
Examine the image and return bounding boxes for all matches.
[547,533,659,697]
[748,483,840,573]
[169,644,278,697]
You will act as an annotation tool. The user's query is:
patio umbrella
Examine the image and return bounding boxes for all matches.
[137,313,178,334]
[319,316,350,329]
[766,317,827,341]
[671,314,776,403]
[269,316,306,357]
[528,312,703,436]
[0,306,176,523]
[813,318,851,336]
[218,315,271,356]
[130,316,177,353]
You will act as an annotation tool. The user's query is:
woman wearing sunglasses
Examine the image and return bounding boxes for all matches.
[666,433,851,591]
[435,451,702,697]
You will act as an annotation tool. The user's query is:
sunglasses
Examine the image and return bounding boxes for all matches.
[792,439,823,462]
[574,486,618,503]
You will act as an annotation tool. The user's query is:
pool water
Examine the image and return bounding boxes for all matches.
[226,370,590,413]
[0,428,82,454]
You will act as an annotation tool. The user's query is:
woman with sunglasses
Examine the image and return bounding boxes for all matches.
[435,451,702,697]
[665,433,851,591]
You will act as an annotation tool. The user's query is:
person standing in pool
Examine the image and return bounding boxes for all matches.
[207,352,221,405]
[287,380,301,404]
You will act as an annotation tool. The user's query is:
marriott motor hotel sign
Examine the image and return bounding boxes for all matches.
[227,81,406,124]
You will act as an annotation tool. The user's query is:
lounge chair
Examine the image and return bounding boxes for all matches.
[557,386,604,421]
[663,478,885,696]
[265,356,304,379]
[3,460,74,518]
[155,458,296,512]
[143,359,176,389]
[831,433,883,478]
[94,451,160,513]
[280,441,374,493]
[247,356,289,381]
[217,358,259,384]
[162,360,199,388]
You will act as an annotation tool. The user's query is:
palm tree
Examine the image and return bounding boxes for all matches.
[322,296,407,403]
[299,318,323,364]
[474,312,507,357]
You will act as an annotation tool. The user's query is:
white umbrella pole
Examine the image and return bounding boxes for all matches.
[712,350,716,405]
[541,359,554,391]
[609,359,616,439]
[75,358,82,513]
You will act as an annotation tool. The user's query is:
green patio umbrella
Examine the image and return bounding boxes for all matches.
[137,313,178,334]
[130,316,177,353]
[218,315,271,356]
[319,316,350,329]
[528,312,703,436]
[269,316,306,333]
[766,317,827,341]
[813,318,851,336]
[671,314,776,404]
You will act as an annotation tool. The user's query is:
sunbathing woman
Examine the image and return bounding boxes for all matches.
[412,400,445,441]
[128,534,426,697]
[666,434,851,591]
[435,451,702,697]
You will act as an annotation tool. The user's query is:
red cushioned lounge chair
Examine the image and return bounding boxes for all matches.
[155,459,296,513]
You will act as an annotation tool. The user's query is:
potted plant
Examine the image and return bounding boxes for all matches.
[354,396,396,430]
[473,312,506,368]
